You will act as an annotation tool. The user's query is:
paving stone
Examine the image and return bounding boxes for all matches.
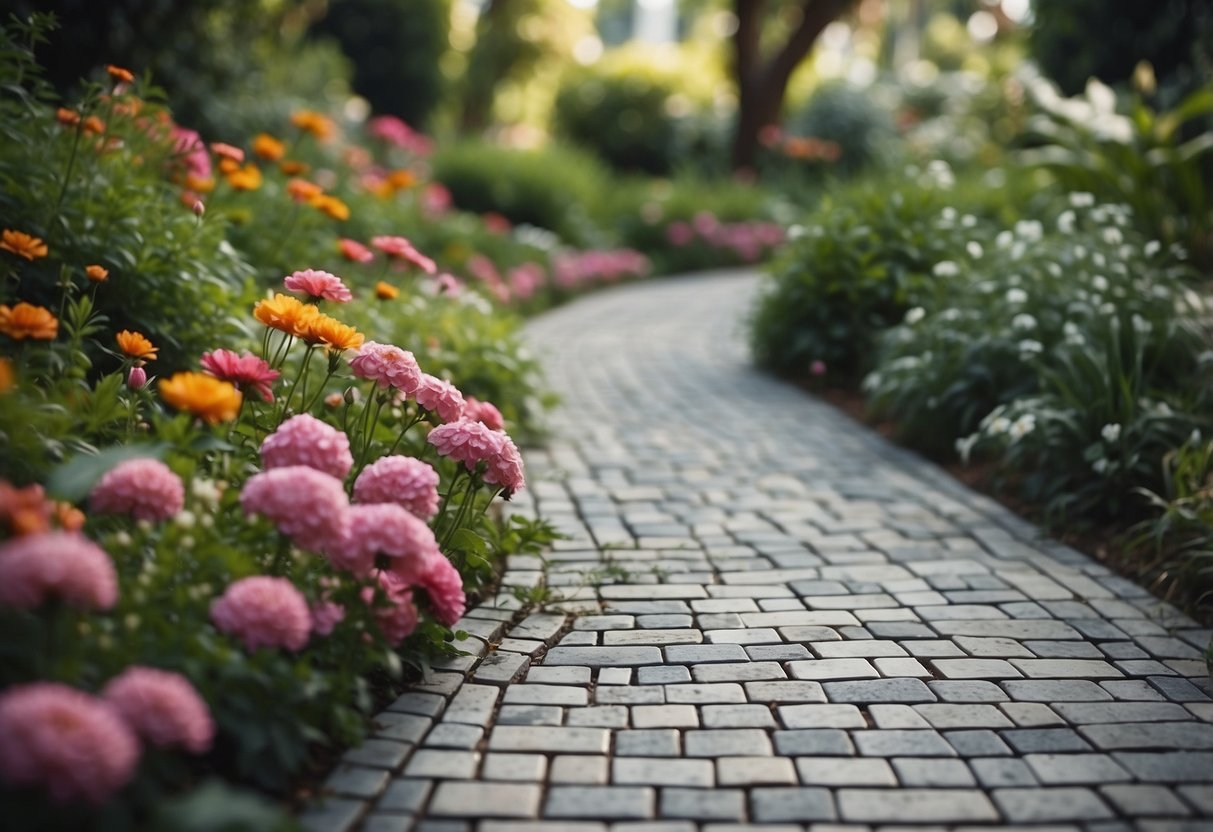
[549,755,609,784]
[480,753,547,782]
[717,756,797,785]
[632,705,700,728]
[993,787,1115,822]
[1001,728,1093,753]
[1002,680,1112,702]
[428,782,542,818]
[659,787,746,821]
[568,705,630,728]
[545,786,655,819]
[1080,722,1213,751]
[503,684,588,706]
[1100,784,1192,817]
[773,729,855,756]
[496,705,563,726]
[788,659,878,681]
[545,646,665,666]
[616,729,681,757]
[488,726,610,754]
[322,764,389,799]
[796,757,896,786]
[665,683,746,704]
[475,652,530,685]
[970,758,1038,788]
[684,729,773,757]
[298,797,364,832]
[743,680,826,703]
[423,723,483,750]
[914,704,1013,730]
[822,678,937,703]
[387,692,446,719]
[342,739,411,770]
[372,712,432,744]
[599,668,634,685]
[1054,702,1193,724]
[1114,751,1213,782]
[526,666,592,685]
[376,778,433,813]
[852,729,957,757]
[598,686,666,704]
[778,704,866,729]
[944,729,1013,756]
[613,757,714,787]
[892,758,976,787]
[701,704,776,728]
[836,788,998,823]
[1024,753,1133,784]
[691,662,787,683]
[749,787,837,822]
[445,685,501,726]
[931,659,1023,680]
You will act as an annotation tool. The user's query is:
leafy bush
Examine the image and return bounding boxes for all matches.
[785,81,899,178]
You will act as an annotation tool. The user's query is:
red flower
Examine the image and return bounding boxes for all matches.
[370,235,436,274]
[199,349,280,402]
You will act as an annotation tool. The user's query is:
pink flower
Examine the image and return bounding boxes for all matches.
[338,238,374,263]
[89,458,184,522]
[0,532,117,610]
[260,414,353,480]
[484,433,526,497]
[210,576,311,652]
[424,182,452,215]
[283,268,352,303]
[169,125,210,179]
[354,456,440,520]
[427,419,505,468]
[310,599,346,636]
[325,503,439,579]
[200,349,279,402]
[102,667,214,754]
[665,221,694,247]
[810,359,827,377]
[366,115,432,155]
[464,397,504,431]
[434,273,464,296]
[417,555,465,626]
[363,571,418,646]
[349,342,422,394]
[370,235,436,274]
[240,466,349,550]
[0,683,139,805]
[127,366,147,389]
[414,374,465,422]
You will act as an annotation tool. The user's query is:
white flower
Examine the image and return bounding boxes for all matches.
[1093,252,1106,267]
[961,213,977,228]
[1144,240,1161,257]
[955,434,979,463]
[1132,314,1152,335]
[1006,288,1028,304]
[941,207,958,223]
[1092,458,1109,474]
[988,416,1012,435]
[1010,241,1026,260]
[1099,302,1116,315]
[1018,339,1044,357]
[904,307,926,325]
[933,261,960,278]
[1092,275,1109,292]
[1064,321,1080,336]
[996,230,1013,249]
[1047,263,1062,277]
[191,477,221,505]
[1015,219,1043,241]
[862,372,883,392]
[1012,313,1037,330]
[1069,191,1095,207]
[1102,227,1124,245]
[1101,423,1121,443]
[1057,210,1076,234]
[966,241,984,259]
[174,510,196,529]
[1073,244,1087,260]
[941,308,962,321]
[1008,414,1037,440]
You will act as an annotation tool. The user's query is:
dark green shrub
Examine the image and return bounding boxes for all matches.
[786,81,899,178]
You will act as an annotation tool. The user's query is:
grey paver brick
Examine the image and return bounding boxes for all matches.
[796,757,896,786]
[836,788,998,823]
[549,755,609,784]
[488,725,610,754]
[852,729,957,757]
[659,787,746,821]
[632,705,699,728]
[749,787,837,822]
[545,646,664,666]
[480,752,547,782]
[613,757,714,787]
[1001,728,1093,753]
[773,729,855,756]
[822,678,937,703]
[892,757,977,787]
[616,729,681,757]
[545,786,655,819]
[993,787,1115,822]
[1024,753,1133,784]
[428,782,542,818]
[778,704,866,729]
[685,729,773,757]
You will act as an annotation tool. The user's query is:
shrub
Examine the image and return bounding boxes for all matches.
[785,81,900,179]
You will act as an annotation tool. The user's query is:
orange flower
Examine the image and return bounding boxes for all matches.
[85,264,109,282]
[56,108,81,127]
[252,133,285,161]
[0,482,52,536]
[387,169,416,190]
[253,293,320,339]
[115,329,157,361]
[279,159,309,176]
[184,174,215,193]
[54,502,86,532]
[375,281,399,300]
[0,303,58,340]
[82,116,106,135]
[286,178,323,202]
[217,157,240,175]
[106,65,135,83]
[0,357,12,393]
[301,313,364,351]
[1,229,48,261]
[159,372,242,424]
[310,194,350,221]
[290,109,335,141]
[113,97,143,118]
[225,164,263,191]
[210,142,244,163]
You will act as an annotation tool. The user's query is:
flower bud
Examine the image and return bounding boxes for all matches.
[192,200,205,218]
[127,366,147,389]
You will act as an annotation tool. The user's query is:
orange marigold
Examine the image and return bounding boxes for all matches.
[290,109,335,141]
[55,502,86,532]
[115,330,157,361]
[253,293,320,339]
[286,178,323,202]
[210,142,244,163]
[0,481,52,536]
[217,157,240,175]
[0,357,12,393]
[279,160,308,176]
[0,303,58,340]
[184,174,215,194]
[86,264,109,282]
[301,313,364,352]
[82,116,106,135]
[159,372,243,424]
[252,133,285,161]
[56,108,81,127]
[310,194,350,221]
[106,65,135,83]
[375,281,399,300]
[387,169,416,190]
[226,164,263,191]
[1,230,48,261]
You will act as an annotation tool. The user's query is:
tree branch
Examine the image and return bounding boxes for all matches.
[764,0,856,91]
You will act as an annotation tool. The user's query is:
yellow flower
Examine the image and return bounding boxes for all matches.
[1,230,48,261]
[0,303,58,340]
[85,264,109,282]
[375,281,399,300]
[310,194,350,221]
[159,372,242,424]
[252,133,285,161]
[115,329,157,361]
[106,65,135,84]
[225,164,262,191]
[253,293,320,339]
[301,313,364,352]
[290,110,335,141]
[0,357,13,393]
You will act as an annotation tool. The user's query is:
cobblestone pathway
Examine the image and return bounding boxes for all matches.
[305,270,1213,832]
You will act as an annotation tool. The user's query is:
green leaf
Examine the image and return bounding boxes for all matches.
[449,528,489,557]
[45,443,169,502]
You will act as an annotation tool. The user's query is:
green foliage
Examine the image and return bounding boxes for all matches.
[787,81,899,178]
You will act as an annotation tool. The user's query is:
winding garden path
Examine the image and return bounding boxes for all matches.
[305,269,1213,832]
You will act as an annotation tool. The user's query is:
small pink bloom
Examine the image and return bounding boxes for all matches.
[482,212,511,234]
[200,349,279,402]
[464,397,504,431]
[260,414,353,480]
[325,503,439,579]
[89,458,184,522]
[434,273,464,296]
[665,221,694,247]
[310,599,346,636]
[209,142,244,163]
[427,419,504,469]
[366,115,432,155]
[362,571,418,646]
[0,683,139,805]
[810,359,827,377]
[484,433,526,498]
[424,182,452,215]
[417,555,465,626]
[0,532,117,610]
[102,667,214,754]
[169,125,210,179]
[210,576,311,652]
[240,466,349,550]
[349,341,422,394]
[354,456,440,520]
[413,374,465,423]
[370,235,436,274]
[127,366,147,389]
[283,268,352,303]
[338,238,374,263]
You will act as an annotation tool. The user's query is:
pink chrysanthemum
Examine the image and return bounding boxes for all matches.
[210,576,311,652]
[0,683,139,805]
[370,235,437,274]
[348,342,422,394]
[310,599,346,636]
[418,555,466,626]
[102,666,214,754]
[338,238,374,263]
[260,414,353,480]
[325,503,439,579]
[283,269,353,303]
[240,466,349,550]
[363,571,419,646]
[89,458,184,522]
[414,374,465,423]
[485,433,526,497]
[464,396,504,431]
[0,532,117,610]
[427,419,504,468]
[200,349,280,402]
[353,456,440,520]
